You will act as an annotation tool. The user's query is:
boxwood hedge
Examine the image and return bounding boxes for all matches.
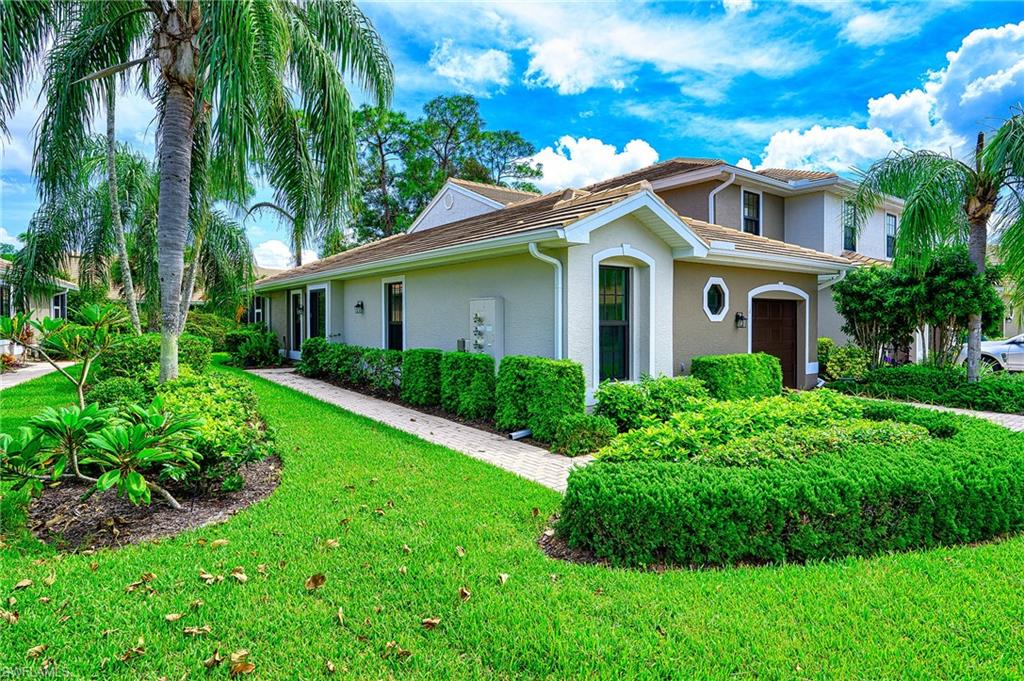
[594,376,710,432]
[560,404,1024,567]
[100,332,212,379]
[494,355,585,442]
[400,348,443,407]
[440,352,495,420]
[690,352,783,400]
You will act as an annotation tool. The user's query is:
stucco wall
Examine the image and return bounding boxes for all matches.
[411,186,499,232]
[657,181,717,221]
[673,263,820,388]
[822,191,899,259]
[817,289,852,344]
[564,214,675,391]
[267,290,289,351]
[762,192,785,242]
[783,193,825,251]
[656,182,785,239]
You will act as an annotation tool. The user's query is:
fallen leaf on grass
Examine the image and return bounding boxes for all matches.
[203,649,223,668]
[190,599,204,609]
[383,641,411,660]
[458,586,471,602]
[532,507,540,517]
[421,617,440,630]
[183,625,212,636]
[323,538,339,549]
[37,597,50,604]
[165,613,183,622]
[229,649,255,676]
[326,660,336,674]
[13,579,32,590]
[256,564,268,575]
[455,546,466,558]
[401,543,412,554]
[120,637,145,662]
[1,609,18,624]
[230,567,248,584]
[210,539,230,548]
[398,566,407,575]
[498,573,509,586]
[42,572,56,587]
[304,574,326,591]
[26,644,47,658]
[198,570,223,585]
[101,628,118,637]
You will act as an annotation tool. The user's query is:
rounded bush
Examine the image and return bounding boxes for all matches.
[690,353,782,399]
[553,413,617,457]
[101,333,212,379]
[86,376,151,409]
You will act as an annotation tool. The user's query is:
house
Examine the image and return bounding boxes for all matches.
[255,162,855,396]
[0,258,76,321]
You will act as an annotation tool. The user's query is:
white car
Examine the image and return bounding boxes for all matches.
[959,334,1024,371]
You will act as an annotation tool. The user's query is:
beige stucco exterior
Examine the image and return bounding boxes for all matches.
[657,182,785,241]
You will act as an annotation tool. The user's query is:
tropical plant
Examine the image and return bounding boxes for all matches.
[5,0,393,382]
[0,303,129,407]
[0,428,52,497]
[29,402,117,482]
[849,112,1024,381]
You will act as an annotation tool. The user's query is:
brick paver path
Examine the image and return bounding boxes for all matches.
[904,402,1024,431]
[248,368,591,492]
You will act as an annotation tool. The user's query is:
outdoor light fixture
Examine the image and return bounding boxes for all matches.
[734,312,747,329]
[354,300,365,314]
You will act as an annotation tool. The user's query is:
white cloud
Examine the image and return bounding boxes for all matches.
[253,240,318,270]
[757,125,897,172]
[428,39,512,95]
[840,6,927,47]
[722,0,753,16]
[0,227,21,247]
[529,136,659,192]
[735,157,754,170]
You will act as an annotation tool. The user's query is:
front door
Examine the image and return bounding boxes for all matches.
[289,289,303,359]
[752,299,798,388]
[598,266,630,382]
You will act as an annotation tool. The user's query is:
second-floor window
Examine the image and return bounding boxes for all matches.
[885,213,897,258]
[0,283,10,317]
[742,190,760,235]
[842,201,857,252]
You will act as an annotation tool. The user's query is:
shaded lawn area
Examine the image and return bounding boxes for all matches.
[3,360,1024,678]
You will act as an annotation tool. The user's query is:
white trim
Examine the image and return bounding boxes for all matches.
[702,276,730,322]
[306,282,329,342]
[287,288,303,360]
[381,276,406,350]
[406,181,504,234]
[51,290,68,319]
[708,172,735,223]
[746,283,813,377]
[740,186,763,236]
[563,190,708,256]
[592,244,657,390]
[528,243,563,359]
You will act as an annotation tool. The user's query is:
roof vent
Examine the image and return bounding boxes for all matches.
[560,188,576,201]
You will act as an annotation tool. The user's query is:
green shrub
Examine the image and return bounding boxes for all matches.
[597,389,863,463]
[690,353,783,399]
[553,413,617,457]
[440,352,495,420]
[184,311,235,351]
[594,376,710,431]
[86,377,151,409]
[560,414,1024,567]
[817,337,835,373]
[401,348,443,407]
[821,344,871,381]
[494,355,585,442]
[233,329,281,368]
[361,348,403,396]
[297,337,331,376]
[101,333,212,379]
[830,364,1024,414]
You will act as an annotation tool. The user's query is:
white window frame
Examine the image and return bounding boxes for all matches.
[381,276,406,350]
[591,245,656,390]
[306,283,329,341]
[252,296,265,325]
[288,288,304,360]
[740,187,762,236]
[885,213,897,259]
[702,276,730,322]
[51,290,68,319]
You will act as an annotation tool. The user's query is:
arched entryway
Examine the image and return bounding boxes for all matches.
[747,284,810,389]
[591,245,656,389]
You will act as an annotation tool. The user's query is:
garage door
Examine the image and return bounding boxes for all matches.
[752,299,798,388]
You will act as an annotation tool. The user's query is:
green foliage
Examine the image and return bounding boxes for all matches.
[593,376,710,432]
[440,352,495,420]
[86,377,150,410]
[400,348,443,407]
[831,364,1024,414]
[0,428,52,497]
[817,337,835,370]
[298,341,402,396]
[690,353,783,400]
[297,336,331,376]
[494,355,585,442]
[820,343,871,380]
[184,311,236,351]
[552,413,617,458]
[597,390,863,464]
[101,333,212,379]
[231,328,281,368]
[561,408,1024,567]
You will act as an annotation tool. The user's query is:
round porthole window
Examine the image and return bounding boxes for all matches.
[702,277,730,322]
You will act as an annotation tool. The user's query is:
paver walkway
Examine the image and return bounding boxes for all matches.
[248,368,591,492]
[904,401,1024,431]
[0,360,74,392]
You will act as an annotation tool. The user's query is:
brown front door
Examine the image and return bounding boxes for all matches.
[752,299,798,388]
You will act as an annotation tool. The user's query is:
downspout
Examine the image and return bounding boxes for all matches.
[528,242,563,359]
[708,172,736,224]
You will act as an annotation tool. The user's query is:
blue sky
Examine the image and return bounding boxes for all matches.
[2,0,1023,267]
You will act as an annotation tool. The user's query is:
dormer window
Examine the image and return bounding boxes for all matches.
[842,201,857,252]
[742,190,761,235]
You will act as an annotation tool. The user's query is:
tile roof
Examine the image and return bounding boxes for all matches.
[0,258,77,290]
[692,219,851,267]
[756,168,838,182]
[841,250,891,267]
[582,158,725,192]
[448,178,538,205]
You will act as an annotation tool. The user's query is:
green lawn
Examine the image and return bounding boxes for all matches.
[3,362,1024,678]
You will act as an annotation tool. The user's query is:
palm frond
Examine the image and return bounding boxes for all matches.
[0,0,59,136]
[984,107,1024,179]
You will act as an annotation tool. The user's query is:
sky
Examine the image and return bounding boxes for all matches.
[1,0,1023,268]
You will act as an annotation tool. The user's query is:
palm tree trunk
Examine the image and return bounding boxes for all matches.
[156,81,194,382]
[965,218,989,382]
[106,78,142,336]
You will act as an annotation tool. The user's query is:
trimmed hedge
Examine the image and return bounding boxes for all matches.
[231,328,281,368]
[440,352,495,420]
[830,364,1024,414]
[561,406,1024,566]
[553,413,617,457]
[296,337,331,376]
[184,311,236,351]
[299,340,402,396]
[86,376,149,409]
[494,355,585,442]
[400,348,443,407]
[100,332,212,379]
[690,353,783,400]
[594,376,710,432]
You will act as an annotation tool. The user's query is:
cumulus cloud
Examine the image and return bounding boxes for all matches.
[529,136,659,192]
[754,21,1024,172]
[722,0,753,16]
[840,6,929,47]
[735,157,754,170]
[428,39,512,95]
[254,240,318,270]
[0,227,21,247]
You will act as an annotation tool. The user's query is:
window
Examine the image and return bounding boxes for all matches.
[308,288,326,339]
[842,201,857,252]
[598,266,630,381]
[706,285,725,315]
[742,190,761,235]
[51,291,67,319]
[242,296,266,326]
[885,213,897,258]
[0,284,10,318]
[702,277,729,321]
[385,281,403,351]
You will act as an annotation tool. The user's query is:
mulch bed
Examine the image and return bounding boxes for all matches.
[25,456,282,552]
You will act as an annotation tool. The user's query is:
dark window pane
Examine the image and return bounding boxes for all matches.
[386,282,403,350]
[885,213,897,258]
[707,284,724,315]
[598,266,629,382]
[742,191,760,234]
[842,201,857,251]
[308,289,326,338]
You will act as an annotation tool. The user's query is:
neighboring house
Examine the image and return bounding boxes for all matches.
[0,258,77,321]
[255,167,853,396]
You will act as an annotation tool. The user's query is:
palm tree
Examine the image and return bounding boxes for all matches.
[5,0,392,381]
[850,114,1024,382]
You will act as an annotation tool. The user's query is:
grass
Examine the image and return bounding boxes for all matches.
[3,360,1024,678]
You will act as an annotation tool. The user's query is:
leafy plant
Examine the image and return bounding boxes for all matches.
[690,353,783,400]
[820,343,871,381]
[86,377,151,410]
[232,329,282,368]
[400,348,443,407]
[552,414,617,458]
[0,428,51,497]
[100,332,212,380]
[440,352,496,421]
[594,376,710,432]
[29,403,116,481]
[494,356,585,442]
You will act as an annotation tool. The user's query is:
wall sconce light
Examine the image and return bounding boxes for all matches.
[734,312,747,329]
[354,300,365,314]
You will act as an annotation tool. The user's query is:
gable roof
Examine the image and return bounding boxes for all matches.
[756,168,838,182]
[447,178,538,206]
[583,158,725,192]
[0,258,77,291]
[841,250,891,267]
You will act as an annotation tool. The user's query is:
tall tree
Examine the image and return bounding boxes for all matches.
[473,130,543,190]
[6,0,392,381]
[352,105,410,241]
[105,78,142,334]
[850,114,1024,382]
